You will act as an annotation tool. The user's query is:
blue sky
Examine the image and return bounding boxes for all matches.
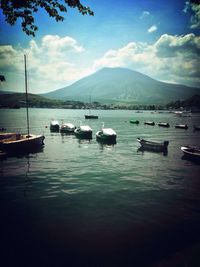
[0,0,200,93]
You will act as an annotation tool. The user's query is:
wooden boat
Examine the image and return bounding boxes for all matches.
[130,120,139,124]
[194,125,200,131]
[181,146,200,160]
[0,133,44,152]
[50,120,60,132]
[74,125,92,139]
[137,138,169,152]
[144,121,155,126]
[0,132,17,141]
[0,55,45,154]
[175,124,188,129]
[96,128,117,144]
[158,122,170,128]
[60,122,75,133]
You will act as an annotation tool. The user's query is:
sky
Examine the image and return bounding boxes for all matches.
[0,0,200,94]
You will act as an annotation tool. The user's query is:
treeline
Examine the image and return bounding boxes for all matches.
[0,93,200,111]
[166,94,200,111]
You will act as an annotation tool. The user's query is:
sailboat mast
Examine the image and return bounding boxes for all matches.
[24,54,30,137]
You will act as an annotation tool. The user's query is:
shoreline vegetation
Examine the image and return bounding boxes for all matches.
[0,92,200,112]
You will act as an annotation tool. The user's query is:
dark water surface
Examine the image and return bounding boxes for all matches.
[1,108,200,266]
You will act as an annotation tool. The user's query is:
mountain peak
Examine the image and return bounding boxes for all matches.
[42,67,200,104]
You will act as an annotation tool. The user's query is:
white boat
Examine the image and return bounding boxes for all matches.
[158,122,170,128]
[144,121,155,126]
[137,138,169,152]
[74,125,92,139]
[181,146,200,160]
[50,120,60,132]
[96,128,117,144]
[0,55,45,154]
[60,122,75,133]
[175,124,188,129]
[174,111,183,117]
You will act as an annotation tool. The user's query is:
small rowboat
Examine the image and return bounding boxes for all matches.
[130,120,139,124]
[144,121,155,126]
[181,146,200,160]
[175,124,188,129]
[137,138,169,152]
[158,122,170,128]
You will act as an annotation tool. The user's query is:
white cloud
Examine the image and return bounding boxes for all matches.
[184,2,200,29]
[0,35,87,93]
[93,33,200,88]
[148,25,157,33]
[140,11,150,19]
[1,33,200,93]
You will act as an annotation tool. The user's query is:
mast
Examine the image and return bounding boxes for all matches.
[24,54,30,137]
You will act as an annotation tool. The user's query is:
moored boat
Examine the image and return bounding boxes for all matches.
[181,146,200,160]
[0,133,45,152]
[60,122,76,133]
[96,128,117,144]
[85,114,98,119]
[84,96,99,119]
[137,137,169,152]
[194,125,200,131]
[130,120,139,124]
[74,125,92,139]
[144,121,155,126]
[158,122,170,128]
[175,124,188,129]
[50,120,60,132]
[0,55,45,155]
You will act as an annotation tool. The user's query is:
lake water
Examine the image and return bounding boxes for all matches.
[1,108,200,266]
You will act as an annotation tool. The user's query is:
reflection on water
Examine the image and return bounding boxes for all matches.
[137,146,168,156]
[0,109,200,266]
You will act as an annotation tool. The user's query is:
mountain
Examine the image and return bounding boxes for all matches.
[42,67,200,104]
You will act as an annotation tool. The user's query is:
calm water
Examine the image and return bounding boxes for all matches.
[1,108,200,266]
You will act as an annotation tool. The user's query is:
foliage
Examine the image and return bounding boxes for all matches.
[166,94,200,109]
[190,0,200,4]
[0,0,94,36]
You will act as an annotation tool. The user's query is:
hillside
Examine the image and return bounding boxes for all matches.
[0,93,63,108]
[42,67,200,104]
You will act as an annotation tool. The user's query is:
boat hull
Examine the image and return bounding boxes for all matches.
[75,131,92,139]
[96,133,116,144]
[50,121,60,132]
[158,123,170,128]
[130,120,139,124]
[85,115,98,119]
[175,125,188,129]
[181,146,200,160]
[60,124,75,134]
[74,127,92,139]
[1,134,45,153]
[144,122,155,126]
[194,126,200,131]
[137,138,169,152]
